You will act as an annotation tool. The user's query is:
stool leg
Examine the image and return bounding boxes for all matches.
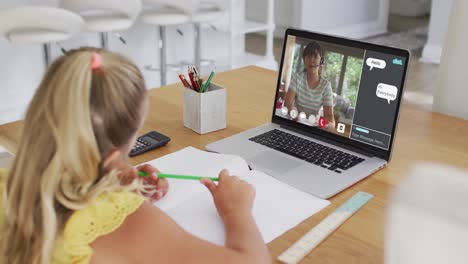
[194,23,202,71]
[43,43,51,68]
[159,26,167,86]
[100,32,109,49]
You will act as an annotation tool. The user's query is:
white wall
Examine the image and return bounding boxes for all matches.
[246,0,388,39]
[246,0,299,37]
[299,0,388,39]
[433,0,468,120]
[421,0,453,64]
[300,0,379,29]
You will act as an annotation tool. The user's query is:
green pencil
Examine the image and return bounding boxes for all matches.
[201,70,215,93]
[138,171,219,181]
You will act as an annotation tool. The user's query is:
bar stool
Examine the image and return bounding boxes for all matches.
[191,1,225,71]
[0,6,84,67]
[60,0,142,49]
[140,0,192,86]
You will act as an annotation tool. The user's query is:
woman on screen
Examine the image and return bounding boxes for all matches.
[284,41,335,130]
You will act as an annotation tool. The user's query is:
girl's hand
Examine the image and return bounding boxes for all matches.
[134,164,169,202]
[200,169,255,220]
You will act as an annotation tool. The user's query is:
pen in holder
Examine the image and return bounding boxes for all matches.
[183,81,226,134]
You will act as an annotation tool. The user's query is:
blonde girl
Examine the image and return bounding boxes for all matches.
[0,47,270,264]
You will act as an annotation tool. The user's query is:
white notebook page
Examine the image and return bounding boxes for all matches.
[144,147,330,245]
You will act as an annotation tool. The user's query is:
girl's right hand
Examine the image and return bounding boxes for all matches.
[200,169,256,220]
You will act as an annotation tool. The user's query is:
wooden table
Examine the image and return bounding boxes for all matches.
[1,66,468,263]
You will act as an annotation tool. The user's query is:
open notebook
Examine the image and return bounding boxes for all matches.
[146,147,330,245]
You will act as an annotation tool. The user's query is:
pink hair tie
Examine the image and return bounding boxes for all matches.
[91,52,102,71]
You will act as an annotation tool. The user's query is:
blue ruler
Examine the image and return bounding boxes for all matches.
[278,191,373,264]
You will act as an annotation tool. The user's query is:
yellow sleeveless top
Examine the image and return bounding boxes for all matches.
[0,168,145,264]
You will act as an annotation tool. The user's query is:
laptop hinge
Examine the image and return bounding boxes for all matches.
[279,123,373,157]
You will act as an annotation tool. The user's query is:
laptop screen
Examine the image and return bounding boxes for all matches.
[273,29,409,159]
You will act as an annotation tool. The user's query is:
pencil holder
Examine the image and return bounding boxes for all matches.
[183,82,226,134]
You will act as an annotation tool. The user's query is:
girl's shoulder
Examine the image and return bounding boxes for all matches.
[0,168,7,179]
[0,169,7,207]
[54,191,145,263]
[0,169,6,227]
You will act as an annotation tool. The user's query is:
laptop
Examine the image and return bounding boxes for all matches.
[206,28,410,199]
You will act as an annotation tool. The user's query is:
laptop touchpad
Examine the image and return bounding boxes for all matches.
[249,151,301,174]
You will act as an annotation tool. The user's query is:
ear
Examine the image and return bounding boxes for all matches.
[102,148,123,171]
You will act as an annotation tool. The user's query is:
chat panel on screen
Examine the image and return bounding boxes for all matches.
[351,50,406,149]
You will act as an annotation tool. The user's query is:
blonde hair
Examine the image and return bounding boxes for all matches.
[0,47,148,263]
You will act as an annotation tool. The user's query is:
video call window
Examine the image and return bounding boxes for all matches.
[276,34,406,150]
[276,35,365,139]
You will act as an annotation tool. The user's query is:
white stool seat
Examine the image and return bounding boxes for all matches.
[6,29,70,44]
[141,8,190,25]
[61,0,142,33]
[83,13,134,32]
[192,8,224,23]
[61,0,141,49]
[0,6,83,44]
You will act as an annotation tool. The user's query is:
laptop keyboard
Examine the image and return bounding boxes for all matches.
[249,129,365,173]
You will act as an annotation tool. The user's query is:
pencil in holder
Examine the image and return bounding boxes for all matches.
[183,82,226,134]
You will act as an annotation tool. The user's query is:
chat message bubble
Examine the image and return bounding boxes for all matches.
[376,83,398,104]
[366,58,386,71]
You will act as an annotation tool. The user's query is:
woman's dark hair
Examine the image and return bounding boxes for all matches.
[302,41,324,64]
